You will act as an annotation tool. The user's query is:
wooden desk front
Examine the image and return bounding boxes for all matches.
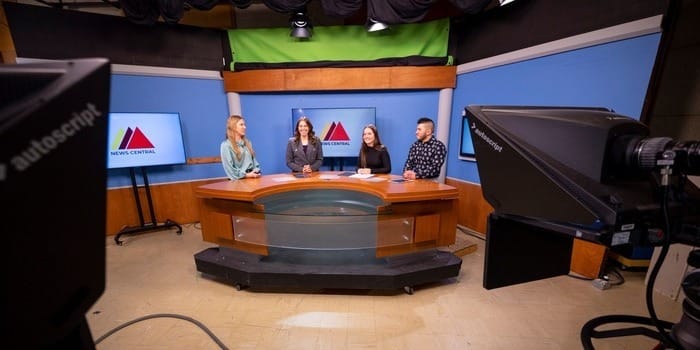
[195,172,459,257]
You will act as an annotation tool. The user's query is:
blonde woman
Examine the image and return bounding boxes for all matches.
[220,115,261,180]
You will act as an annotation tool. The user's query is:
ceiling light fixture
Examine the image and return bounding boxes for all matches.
[289,11,312,39]
[365,17,389,32]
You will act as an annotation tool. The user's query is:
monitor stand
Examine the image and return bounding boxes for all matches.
[114,166,182,245]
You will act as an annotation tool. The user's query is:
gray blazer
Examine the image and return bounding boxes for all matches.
[285,137,323,172]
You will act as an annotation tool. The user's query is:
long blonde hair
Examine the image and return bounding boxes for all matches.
[226,115,255,161]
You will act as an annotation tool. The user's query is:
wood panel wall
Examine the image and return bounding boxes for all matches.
[106,178,224,235]
[445,177,493,236]
[108,176,481,236]
[222,66,457,92]
[106,175,606,279]
[444,176,606,276]
[0,3,16,63]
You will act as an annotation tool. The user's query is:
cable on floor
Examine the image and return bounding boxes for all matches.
[94,313,229,349]
[567,273,594,281]
[602,266,625,286]
[457,224,486,241]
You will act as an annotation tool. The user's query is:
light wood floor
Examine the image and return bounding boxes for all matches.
[87,224,684,350]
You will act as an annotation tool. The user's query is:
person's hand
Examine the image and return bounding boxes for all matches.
[403,170,416,180]
[247,171,261,178]
[358,168,371,175]
[302,164,312,173]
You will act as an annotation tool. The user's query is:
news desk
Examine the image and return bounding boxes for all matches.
[193,172,462,293]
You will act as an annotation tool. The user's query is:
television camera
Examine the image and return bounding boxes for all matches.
[465,105,699,349]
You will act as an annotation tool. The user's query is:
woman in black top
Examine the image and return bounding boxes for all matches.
[358,124,391,174]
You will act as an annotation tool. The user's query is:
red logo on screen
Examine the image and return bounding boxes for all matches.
[320,122,350,141]
[113,127,155,150]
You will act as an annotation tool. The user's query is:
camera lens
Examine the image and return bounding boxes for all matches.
[633,137,675,170]
[622,137,700,175]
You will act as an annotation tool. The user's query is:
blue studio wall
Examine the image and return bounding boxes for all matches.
[107,73,439,188]
[238,91,439,176]
[445,33,662,184]
[107,74,229,188]
[108,32,661,189]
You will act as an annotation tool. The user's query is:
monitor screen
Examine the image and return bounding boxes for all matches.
[292,107,376,157]
[459,114,476,160]
[107,112,186,169]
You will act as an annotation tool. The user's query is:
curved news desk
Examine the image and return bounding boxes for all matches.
[194,172,462,293]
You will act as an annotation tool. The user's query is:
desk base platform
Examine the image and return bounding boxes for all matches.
[194,247,462,294]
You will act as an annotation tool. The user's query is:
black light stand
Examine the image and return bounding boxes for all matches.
[114,166,182,245]
[581,250,700,350]
[581,163,700,350]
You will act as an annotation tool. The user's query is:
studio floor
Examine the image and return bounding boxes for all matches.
[87,224,683,350]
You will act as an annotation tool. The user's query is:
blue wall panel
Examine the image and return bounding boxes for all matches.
[108,33,660,188]
[239,91,440,176]
[107,74,229,188]
[446,33,661,184]
[108,74,439,187]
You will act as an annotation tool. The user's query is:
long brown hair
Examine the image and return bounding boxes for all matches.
[226,115,255,161]
[293,116,319,145]
[359,124,384,168]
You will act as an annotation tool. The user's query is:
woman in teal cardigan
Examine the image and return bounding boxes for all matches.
[220,114,261,180]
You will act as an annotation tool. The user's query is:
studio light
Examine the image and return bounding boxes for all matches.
[289,11,312,39]
[366,17,389,32]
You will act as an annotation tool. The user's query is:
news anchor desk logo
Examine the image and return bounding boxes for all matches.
[110,127,156,154]
[320,121,351,145]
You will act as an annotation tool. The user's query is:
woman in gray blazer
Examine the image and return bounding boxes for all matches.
[286,116,324,173]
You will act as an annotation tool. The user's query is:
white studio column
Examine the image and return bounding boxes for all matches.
[227,92,241,117]
[436,87,454,183]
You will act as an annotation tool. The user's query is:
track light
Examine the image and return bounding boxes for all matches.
[289,11,312,39]
[366,18,389,32]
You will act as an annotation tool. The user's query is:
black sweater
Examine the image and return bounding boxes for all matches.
[359,146,391,174]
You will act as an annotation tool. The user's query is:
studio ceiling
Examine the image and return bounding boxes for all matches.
[14,0,502,28]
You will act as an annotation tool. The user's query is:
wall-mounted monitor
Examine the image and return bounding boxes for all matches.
[292,107,376,157]
[107,112,186,169]
[459,113,476,161]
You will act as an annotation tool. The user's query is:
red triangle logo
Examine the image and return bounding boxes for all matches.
[324,122,337,141]
[328,122,350,141]
[126,127,155,149]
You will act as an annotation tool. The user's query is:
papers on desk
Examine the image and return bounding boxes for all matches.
[271,175,297,182]
[349,173,374,179]
[361,177,386,182]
